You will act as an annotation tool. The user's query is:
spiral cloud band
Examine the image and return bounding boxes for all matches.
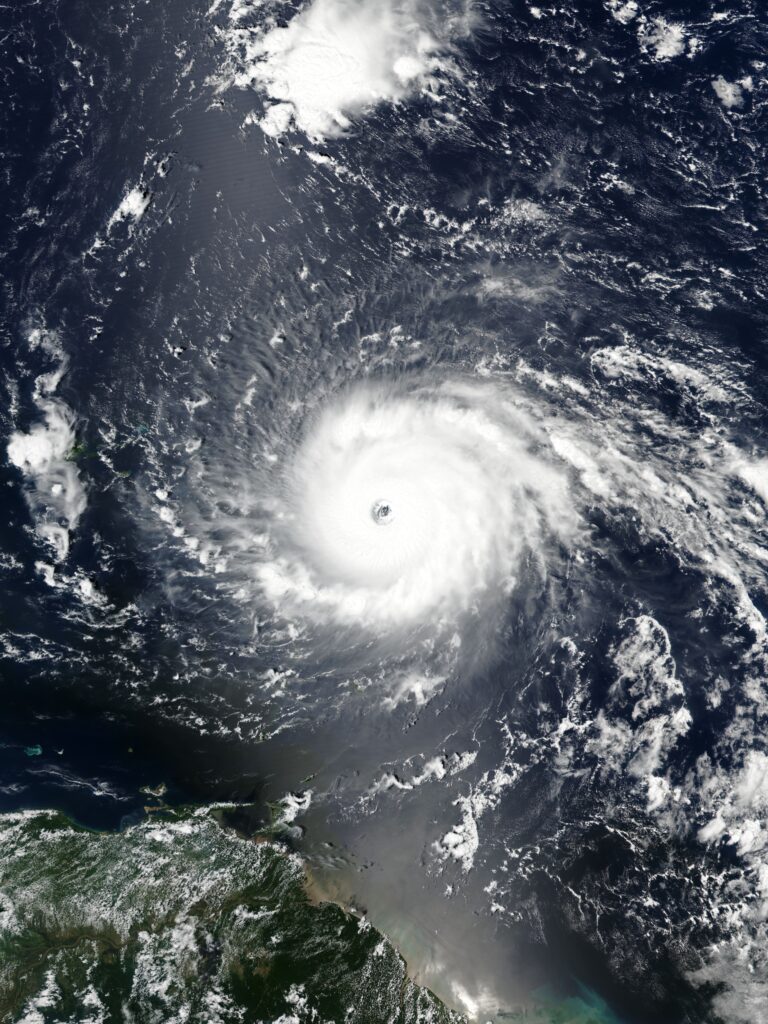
[256,378,575,634]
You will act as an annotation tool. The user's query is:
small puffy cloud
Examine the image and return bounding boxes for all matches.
[638,17,687,60]
[607,0,638,25]
[711,75,746,110]
[107,185,151,232]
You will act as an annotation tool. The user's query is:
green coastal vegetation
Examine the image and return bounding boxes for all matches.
[0,806,461,1023]
[0,806,619,1024]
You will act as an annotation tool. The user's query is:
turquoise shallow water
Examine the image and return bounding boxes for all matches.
[3,0,768,1020]
[0,806,626,1024]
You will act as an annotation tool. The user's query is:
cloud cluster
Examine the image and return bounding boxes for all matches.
[224,0,453,140]
[7,329,86,561]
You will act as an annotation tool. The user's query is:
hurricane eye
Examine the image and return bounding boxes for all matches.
[371,500,395,525]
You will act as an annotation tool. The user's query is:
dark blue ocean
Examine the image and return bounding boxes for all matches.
[2,1,768,1020]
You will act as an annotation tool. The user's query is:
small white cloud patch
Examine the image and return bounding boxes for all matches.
[107,185,151,232]
[711,75,747,110]
[607,0,638,24]
[637,17,687,60]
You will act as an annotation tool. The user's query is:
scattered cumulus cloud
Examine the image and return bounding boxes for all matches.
[607,0,638,24]
[637,17,687,60]
[107,185,151,232]
[711,75,752,110]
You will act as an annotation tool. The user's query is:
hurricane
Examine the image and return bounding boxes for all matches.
[255,378,574,640]
[6,0,768,1020]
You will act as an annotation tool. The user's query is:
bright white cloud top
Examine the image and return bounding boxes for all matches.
[256,378,574,633]
[7,329,86,562]
[222,0,455,140]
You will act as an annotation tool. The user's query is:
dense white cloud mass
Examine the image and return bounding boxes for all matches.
[711,75,752,110]
[637,17,687,60]
[7,329,86,561]
[256,378,574,632]
[223,0,458,140]
[107,185,151,232]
